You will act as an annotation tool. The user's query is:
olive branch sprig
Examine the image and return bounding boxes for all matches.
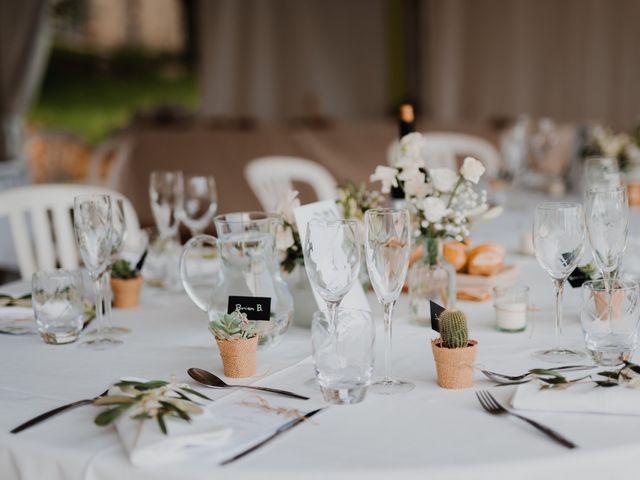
[94,380,212,434]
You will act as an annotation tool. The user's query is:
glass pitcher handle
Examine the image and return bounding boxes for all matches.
[179,234,217,312]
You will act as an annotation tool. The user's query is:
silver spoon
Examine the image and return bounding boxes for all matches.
[481,365,596,384]
[187,368,310,400]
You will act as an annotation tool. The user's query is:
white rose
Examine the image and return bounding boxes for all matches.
[460,157,485,184]
[370,166,399,193]
[403,177,432,200]
[275,190,300,224]
[429,168,459,193]
[275,224,295,251]
[421,196,447,223]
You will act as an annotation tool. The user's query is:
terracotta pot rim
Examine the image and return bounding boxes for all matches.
[432,338,478,350]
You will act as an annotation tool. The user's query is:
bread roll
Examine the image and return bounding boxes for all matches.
[443,241,468,272]
[466,243,505,276]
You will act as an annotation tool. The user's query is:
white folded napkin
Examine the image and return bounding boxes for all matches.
[111,383,232,467]
[512,380,640,416]
[0,307,36,334]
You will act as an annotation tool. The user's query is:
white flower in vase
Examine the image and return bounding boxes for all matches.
[275,224,295,251]
[460,157,486,184]
[422,196,447,223]
[397,132,427,167]
[275,190,301,224]
[403,177,432,199]
[370,166,399,194]
[429,168,459,193]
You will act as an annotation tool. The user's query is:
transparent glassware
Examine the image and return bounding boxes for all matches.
[32,269,84,344]
[179,212,293,347]
[493,285,529,332]
[178,175,218,236]
[408,237,456,325]
[532,202,585,362]
[583,157,621,190]
[581,279,640,366]
[311,308,375,405]
[303,220,361,328]
[73,194,121,349]
[149,171,184,240]
[585,186,629,341]
[364,208,413,394]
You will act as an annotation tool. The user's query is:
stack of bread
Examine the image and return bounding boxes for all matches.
[443,242,505,276]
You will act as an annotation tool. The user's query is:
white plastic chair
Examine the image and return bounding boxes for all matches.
[244,156,338,211]
[0,184,141,280]
[85,137,133,190]
[388,132,501,177]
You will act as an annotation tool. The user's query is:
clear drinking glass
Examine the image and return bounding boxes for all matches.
[178,175,218,236]
[99,198,130,335]
[149,171,184,239]
[532,203,585,362]
[311,308,375,405]
[364,208,413,394]
[73,194,121,349]
[493,285,529,332]
[585,186,628,336]
[32,270,84,344]
[303,220,361,327]
[581,279,640,366]
[584,157,621,190]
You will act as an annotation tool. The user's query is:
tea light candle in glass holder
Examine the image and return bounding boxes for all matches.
[493,285,529,332]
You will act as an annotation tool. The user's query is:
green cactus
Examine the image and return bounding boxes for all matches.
[440,309,469,348]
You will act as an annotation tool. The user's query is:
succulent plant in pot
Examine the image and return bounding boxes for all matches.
[110,259,143,308]
[431,309,478,389]
[208,311,258,378]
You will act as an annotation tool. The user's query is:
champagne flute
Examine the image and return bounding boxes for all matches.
[149,171,184,240]
[532,203,585,362]
[102,198,130,335]
[364,208,413,394]
[585,186,629,333]
[178,175,218,237]
[303,220,361,327]
[73,195,121,349]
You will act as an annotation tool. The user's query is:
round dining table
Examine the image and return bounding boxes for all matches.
[2,192,640,480]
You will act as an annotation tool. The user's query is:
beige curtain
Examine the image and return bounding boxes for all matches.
[423,0,640,129]
[0,0,50,164]
[198,0,388,120]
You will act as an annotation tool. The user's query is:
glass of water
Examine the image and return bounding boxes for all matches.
[581,279,640,366]
[311,309,375,405]
[32,270,84,344]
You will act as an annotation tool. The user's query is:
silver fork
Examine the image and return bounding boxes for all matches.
[475,390,577,449]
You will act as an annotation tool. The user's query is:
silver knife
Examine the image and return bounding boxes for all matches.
[220,408,325,465]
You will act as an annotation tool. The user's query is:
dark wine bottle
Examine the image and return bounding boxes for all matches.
[391,104,415,201]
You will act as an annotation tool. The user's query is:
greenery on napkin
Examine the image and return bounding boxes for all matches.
[94,380,212,434]
[0,293,32,308]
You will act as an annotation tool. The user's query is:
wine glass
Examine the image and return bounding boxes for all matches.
[73,195,121,349]
[303,219,361,327]
[364,208,413,394]
[102,198,130,335]
[178,175,218,236]
[585,186,629,333]
[584,157,621,190]
[532,203,585,362]
[149,171,184,240]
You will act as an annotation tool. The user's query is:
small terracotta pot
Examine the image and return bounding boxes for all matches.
[594,290,623,320]
[628,182,640,207]
[216,336,258,378]
[110,276,143,309]
[431,339,478,389]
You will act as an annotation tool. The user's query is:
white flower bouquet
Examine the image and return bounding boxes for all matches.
[371,133,500,241]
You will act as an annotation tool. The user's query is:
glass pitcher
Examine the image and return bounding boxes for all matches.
[179,212,293,347]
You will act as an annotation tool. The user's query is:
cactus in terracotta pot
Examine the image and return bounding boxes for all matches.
[110,259,143,308]
[209,311,258,378]
[431,308,477,389]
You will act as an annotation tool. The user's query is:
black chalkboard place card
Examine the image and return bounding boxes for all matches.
[227,296,271,321]
[430,300,445,333]
[567,267,591,288]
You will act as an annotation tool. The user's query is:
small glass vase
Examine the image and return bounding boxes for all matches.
[408,237,456,326]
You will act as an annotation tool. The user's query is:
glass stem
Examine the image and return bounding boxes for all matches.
[603,270,613,334]
[383,300,395,381]
[103,270,113,330]
[94,275,105,342]
[327,300,340,332]
[553,279,564,350]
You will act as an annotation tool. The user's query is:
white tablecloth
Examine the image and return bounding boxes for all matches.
[2,195,640,480]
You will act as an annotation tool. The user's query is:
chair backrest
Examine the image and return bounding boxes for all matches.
[388,132,501,177]
[244,156,338,211]
[0,184,141,280]
[85,137,133,190]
